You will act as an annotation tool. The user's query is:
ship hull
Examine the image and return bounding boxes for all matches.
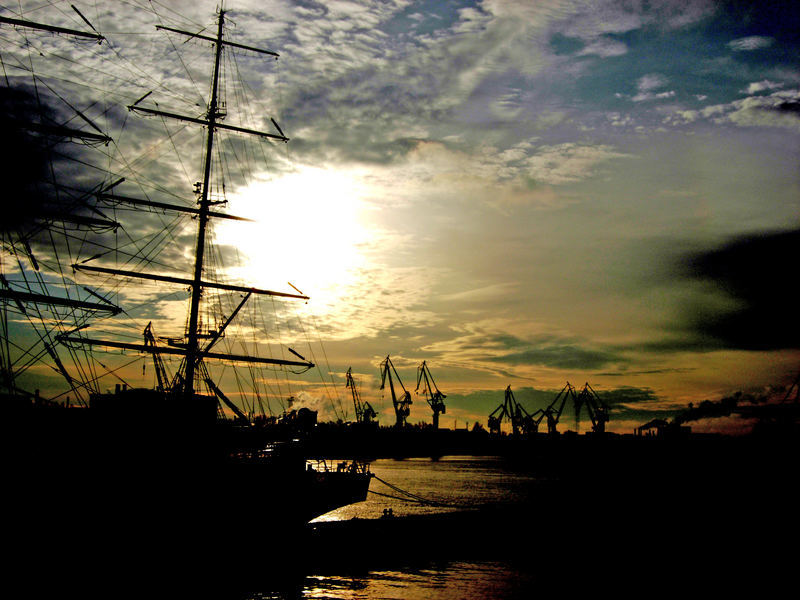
[7,393,372,530]
[220,448,372,524]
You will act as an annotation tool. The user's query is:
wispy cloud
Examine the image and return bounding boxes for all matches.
[631,73,675,102]
[577,37,628,57]
[744,80,785,94]
[667,89,800,130]
[728,36,775,52]
[522,143,630,185]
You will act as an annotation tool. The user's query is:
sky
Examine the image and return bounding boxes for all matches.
[1,0,799,435]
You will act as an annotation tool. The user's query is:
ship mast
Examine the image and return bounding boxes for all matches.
[183,10,226,401]
[62,8,309,398]
[136,9,296,400]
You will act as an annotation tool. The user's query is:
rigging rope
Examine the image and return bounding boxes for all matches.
[0,1,303,406]
[370,475,461,508]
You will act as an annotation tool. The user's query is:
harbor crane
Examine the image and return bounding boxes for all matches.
[143,322,172,394]
[346,367,377,424]
[415,361,446,429]
[379,355,412,427]
[524,407,549,434]
[542,382,610,434]
[488,386,536,435]
[542,382,578,435]
[574,382,610,433]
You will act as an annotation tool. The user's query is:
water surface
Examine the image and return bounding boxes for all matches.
[313,455,542,522]
[244,456,551,599]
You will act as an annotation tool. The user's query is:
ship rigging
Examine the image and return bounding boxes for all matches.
[2,2,372,527]
[59,9,313,404]
[1,4,337,419]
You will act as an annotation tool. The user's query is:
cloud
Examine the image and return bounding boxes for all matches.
[637,74,668,92]
[440,283,519,303]
[631,73,675,102]
[744,80,784,94]
[271,1,556,165]
[632,90,676,102]
[666,90,800,130]
[677,229,800,351]
[607,111,635,127]
[358,139,623,213]
[595,386,669,422]
[577,37,628,58]
[488,343,622,370]
[726,90,800,130]
[559,2,646,39]
[421,319,626,372]
[728,36,775,51]
[522,143,630,185]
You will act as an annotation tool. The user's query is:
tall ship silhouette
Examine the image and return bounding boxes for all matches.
[1,4,371,529]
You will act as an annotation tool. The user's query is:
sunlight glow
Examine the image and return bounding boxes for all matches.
[217,166,371,310]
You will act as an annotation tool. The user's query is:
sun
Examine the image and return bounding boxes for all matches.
[216,166,370,309]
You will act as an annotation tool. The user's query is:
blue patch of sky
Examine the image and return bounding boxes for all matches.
[683,3,800,90]
[712,0,800,48]
[536,4,799,124]
[409,2,797,148]
[379,0,480,38]
[546,25,792,121]
[603,29,746,103]
[548,32,585,56]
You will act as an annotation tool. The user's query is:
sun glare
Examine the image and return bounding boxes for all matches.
[217,167,370,309]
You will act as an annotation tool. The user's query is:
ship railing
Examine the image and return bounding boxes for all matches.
[305,458,371,475]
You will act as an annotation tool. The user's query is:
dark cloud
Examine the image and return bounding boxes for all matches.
[599,386,660,405]
[595,386,674,424]
[489,342,623,370]
[0,85,126,263]
[599,367,695,376]
[776,100,800,115]
[1,86,74,233]
[680,229,800,350]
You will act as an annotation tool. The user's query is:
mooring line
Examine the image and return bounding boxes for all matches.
[371,475,461,508]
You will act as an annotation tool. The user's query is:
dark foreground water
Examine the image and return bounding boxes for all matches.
[10,448,795,598]
[253,559,537,600]
[227,452,793,599]
[244,456,544,599]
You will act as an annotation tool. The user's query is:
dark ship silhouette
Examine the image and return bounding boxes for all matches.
[2,6,371,543]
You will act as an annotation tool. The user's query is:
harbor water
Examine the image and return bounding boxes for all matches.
[256,558,538,600]
[313,455,543,522]
[227,451,791,599]
[248,456,547,599]
[12,443,793,599]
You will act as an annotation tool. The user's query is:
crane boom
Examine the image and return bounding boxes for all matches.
[143,322,171,393]
[544,382,577,434]
[346,367,376,424]
[488,386,535,435]
[415,361,446,429]
[575,382,610,433]
[379,355,411,427]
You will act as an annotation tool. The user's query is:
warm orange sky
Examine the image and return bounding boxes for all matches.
[2,0,798,435]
